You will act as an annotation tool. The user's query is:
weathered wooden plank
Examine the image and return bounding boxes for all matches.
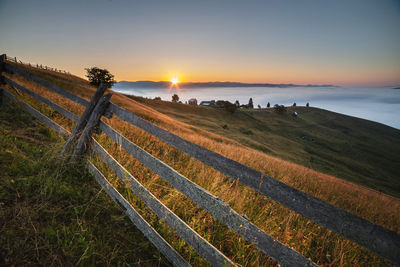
[99,121,316,266]
[2,90,69,137]
[109,103,400,264]
[61,84,107,156]
[91,140,235,267]
[71,93,112,161]
[86,161,191,267]
[4,62,89,107]
[3,76,79,122]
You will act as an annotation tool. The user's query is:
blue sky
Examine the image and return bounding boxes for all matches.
[1,0,399,85]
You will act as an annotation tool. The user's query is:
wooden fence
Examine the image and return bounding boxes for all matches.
[1,54,399,266]
[5,54,70,74]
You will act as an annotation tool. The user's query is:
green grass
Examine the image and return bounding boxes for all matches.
[3,62,399,265]
[0,105,170,266]
[127,96,400,198]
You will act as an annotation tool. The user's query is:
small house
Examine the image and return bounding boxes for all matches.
[200,100,217,107]
[188,98,198,105]
[200,101,212,106]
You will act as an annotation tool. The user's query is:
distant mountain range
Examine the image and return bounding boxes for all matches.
[114,81,338,89]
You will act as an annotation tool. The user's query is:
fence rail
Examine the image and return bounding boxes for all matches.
[92,138,236,266]
[1,54,399,265]
[87,161,191,267]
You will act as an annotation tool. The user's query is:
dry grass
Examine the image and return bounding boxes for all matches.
[3,62,400,266]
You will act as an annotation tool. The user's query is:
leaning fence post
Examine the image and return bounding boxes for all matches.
[60,83,108,157]
[70,93,112,162]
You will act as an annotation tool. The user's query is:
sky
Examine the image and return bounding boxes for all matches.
[1,0,399,86]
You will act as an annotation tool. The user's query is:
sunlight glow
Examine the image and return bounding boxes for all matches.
[171,77,179,85]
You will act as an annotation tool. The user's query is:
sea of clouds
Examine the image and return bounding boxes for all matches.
[112,85,400,129]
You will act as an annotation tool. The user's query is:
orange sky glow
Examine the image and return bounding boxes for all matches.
[1,1,399,87]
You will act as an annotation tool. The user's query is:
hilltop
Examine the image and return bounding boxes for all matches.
[1,61,399,266]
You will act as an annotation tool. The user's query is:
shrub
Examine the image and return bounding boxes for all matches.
[273,104,287,114]
[240,128,253,135]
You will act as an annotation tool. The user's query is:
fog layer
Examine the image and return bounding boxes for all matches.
[112,86,400,129]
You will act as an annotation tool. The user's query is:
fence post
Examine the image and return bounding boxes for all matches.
[70,93,112,162]
[60,83,108,157]
[0,54,6,105]
[0,54,6,85]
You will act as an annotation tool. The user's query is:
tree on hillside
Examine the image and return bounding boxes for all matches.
[306,102,310,107]
[85,67,116,88]
[248,98,254,109]
[235,100,240,107]
[293,102,297,107]
[267,102,270,108]
[172,94,179,103]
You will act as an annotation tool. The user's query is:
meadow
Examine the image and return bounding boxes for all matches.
[1,62,400,266]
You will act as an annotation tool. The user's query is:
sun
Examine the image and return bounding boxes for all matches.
[171,77,179,85]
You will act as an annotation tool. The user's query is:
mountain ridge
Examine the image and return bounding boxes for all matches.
[114,80,338,89]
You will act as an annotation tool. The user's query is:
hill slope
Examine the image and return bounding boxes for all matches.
[127,96,400,197]
[2,61,400,265]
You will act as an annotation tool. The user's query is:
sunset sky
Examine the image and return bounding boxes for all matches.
[1,0,399,86]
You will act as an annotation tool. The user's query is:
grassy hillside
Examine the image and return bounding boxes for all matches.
[0,105,170,266]
[2,61,400,266]
[127,96,400,198]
